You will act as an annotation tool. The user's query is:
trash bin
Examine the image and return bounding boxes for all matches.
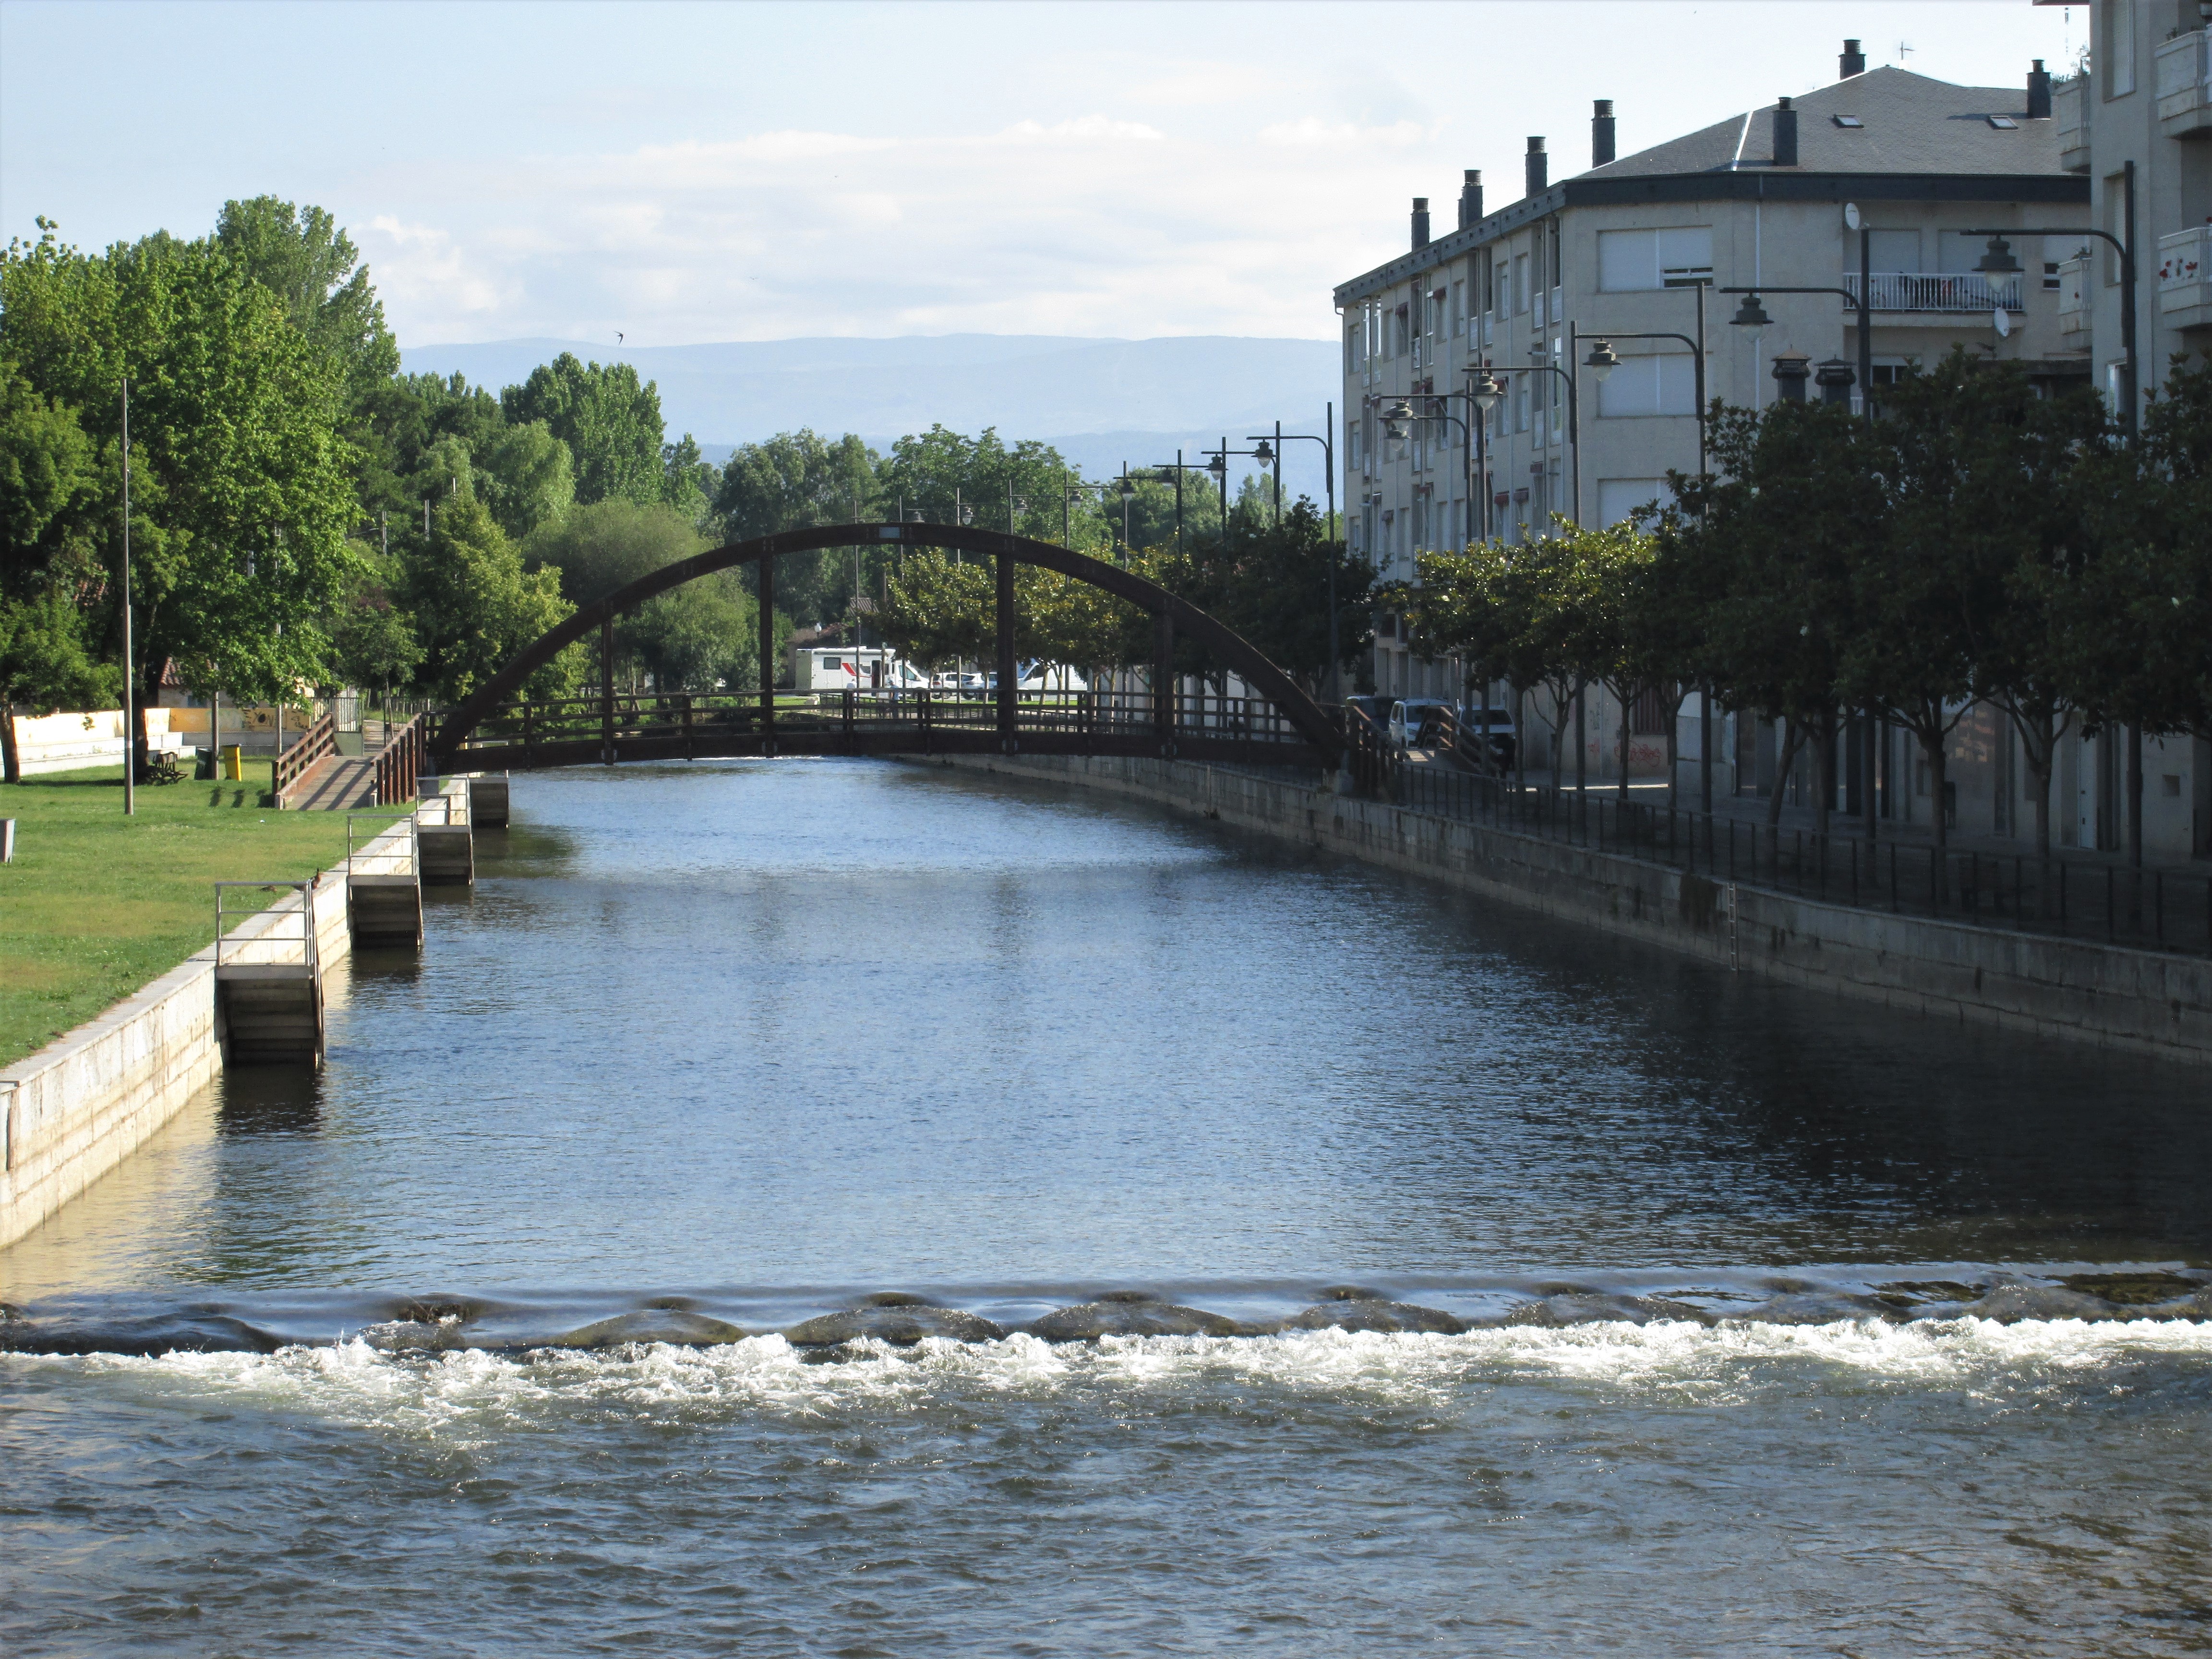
[220,744,244,781]
[195,747,216,780]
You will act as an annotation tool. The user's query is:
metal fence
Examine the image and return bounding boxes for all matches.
[1384,756,2212,957]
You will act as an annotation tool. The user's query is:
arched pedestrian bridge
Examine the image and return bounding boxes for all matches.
[429,522,1344,775]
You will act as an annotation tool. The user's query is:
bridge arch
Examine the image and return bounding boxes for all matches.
[429,521,1341,773]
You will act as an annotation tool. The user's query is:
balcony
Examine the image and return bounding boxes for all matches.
[2056,255,2092,345]
[2054,73,2091,173]
[1844,272,2024,315]
[2155,28,2211,138]
[2158,225,2212,331]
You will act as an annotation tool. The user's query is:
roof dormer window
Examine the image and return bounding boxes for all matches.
[1832,114,1863,128]
[1987,115,2019,129]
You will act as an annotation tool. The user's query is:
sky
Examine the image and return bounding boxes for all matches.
[2,1,2077,349]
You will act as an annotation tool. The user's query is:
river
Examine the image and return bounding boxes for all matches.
[4,759,2208,1656]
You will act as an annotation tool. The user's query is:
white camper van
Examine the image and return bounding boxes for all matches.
[790,646,928,693]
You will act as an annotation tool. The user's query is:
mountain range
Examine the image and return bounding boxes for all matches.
[397,334,1344,503]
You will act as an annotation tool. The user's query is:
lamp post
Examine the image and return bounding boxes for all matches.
[1465,361,1580,527]
[1249,406,1340,696]
[1571,282,1708,476]
[1721,280,1873,421]
[121,379,134,815]
[1960,168,2136,440]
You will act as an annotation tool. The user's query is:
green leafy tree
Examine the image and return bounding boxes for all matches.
[399,498,574,702]
[713,428,880,627]
[482,420,575,541]
[501,352,665,507]
[213,196,399,408]
[1666,399,1882,831]
[527,499,754,693]
[1,220,361,746]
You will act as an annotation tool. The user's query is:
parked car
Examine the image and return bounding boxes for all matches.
[1388,697,1455,751]
[1341,694,1396,735]
[1457,706,1519,770]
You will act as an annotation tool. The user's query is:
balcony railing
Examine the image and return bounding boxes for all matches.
[2158,225,2212,325]
[2156,28,2211,136]
[1844,272,2023,313]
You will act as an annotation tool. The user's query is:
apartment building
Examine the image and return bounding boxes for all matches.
[1329,41,2181,849]
[2043,0,2212,858]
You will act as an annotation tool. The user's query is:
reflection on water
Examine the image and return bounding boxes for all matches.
[2,759,2207,1656]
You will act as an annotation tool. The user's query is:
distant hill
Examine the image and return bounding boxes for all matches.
[397,334,1344,502]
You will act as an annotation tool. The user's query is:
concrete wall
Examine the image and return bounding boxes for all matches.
[924,753,2212,1064]
[0,859,357,1250]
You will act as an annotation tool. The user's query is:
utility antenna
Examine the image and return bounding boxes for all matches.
[1897,39,1913,63]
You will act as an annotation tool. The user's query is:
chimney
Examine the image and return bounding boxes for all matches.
[1591,99,1616,167]
[1458,169,1484,229]
[1771,351,1811,403]
[1839,38,1866,78]
[2027,58,2053,119]
[1772,96,1799,167]
[1525,136,1548,197]
[1411,197,1431,251]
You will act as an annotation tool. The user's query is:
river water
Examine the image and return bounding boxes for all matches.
[4,759,2209,1656]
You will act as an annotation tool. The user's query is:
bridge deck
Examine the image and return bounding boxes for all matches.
[445,690,1332,775]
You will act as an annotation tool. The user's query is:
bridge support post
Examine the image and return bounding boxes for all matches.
[758,554,777,756]
[1153,607,1176,756]
[600,614,615,765]
[996,544,1017,751]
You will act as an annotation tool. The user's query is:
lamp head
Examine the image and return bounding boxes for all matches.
[1470,370,1504,413]
[1975,234,2020,275]
[1118,475,1134,497]
[1583,339,1621,382]
[1205,453,1227,478]
[1730,293,1773,328]
[1252,439,1274,464]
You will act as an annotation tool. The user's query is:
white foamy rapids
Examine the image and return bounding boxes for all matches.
[17,1317,2212,1440]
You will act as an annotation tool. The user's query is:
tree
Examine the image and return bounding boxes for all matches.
[0,587,111,783]
[1175,500,1375,692]
[482,420,575,541]
[501,353,665,507]
[1,220,362,749]
[214,196,399,409]
[526,499,755,693]
[398,498,574,703]
[713,429,880,627]
[1668,398,1882,832]
[659,433,720,527]
[329,596,423,706]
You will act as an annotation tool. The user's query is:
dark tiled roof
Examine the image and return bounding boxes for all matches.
[1587,67,2057,180]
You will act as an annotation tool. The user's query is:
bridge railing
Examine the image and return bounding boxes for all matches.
[452,686,1319,760]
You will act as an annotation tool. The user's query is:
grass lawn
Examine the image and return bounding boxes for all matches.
[0,762,360,1069]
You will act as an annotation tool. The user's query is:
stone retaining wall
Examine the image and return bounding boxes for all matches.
[923,753,2212,1064]
[0,860,357,1250]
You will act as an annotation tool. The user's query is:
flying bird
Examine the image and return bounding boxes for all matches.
[617,331,625,344]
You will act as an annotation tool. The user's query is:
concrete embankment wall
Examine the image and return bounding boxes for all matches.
[924,753,2212,1065]
[0,836,376,1251]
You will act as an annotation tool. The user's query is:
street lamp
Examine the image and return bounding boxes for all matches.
[1247,408,1342,697]
[1960,163,2137,441]
[1570,281,1708,476]
[1722,279,1875,423]
[1457,360,1580,529]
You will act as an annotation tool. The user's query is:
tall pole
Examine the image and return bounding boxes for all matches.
[2121,158,2139,445]
[1325,402,1339,703]
[120,380,134,815]
[1174,451,1183,550]
[1061,467,1070,547]
[1271,420,1283,526]
[1857,226,1872,421]
[1694,281,1708,472]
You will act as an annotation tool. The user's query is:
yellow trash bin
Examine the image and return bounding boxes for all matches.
[220,745,244,781]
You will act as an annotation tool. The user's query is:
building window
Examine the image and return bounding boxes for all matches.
[1596,227,1716,291]
[1451,280,1465,335]
[1395,305,1410,355]
[1513,252,1529,314]
[1596,353,1700,418]
[2043,260,2062,292]
[1596,478,1669,526]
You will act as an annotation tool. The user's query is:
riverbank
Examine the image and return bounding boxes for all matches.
[919,753,2212,1064]
[0,762,351,1068]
